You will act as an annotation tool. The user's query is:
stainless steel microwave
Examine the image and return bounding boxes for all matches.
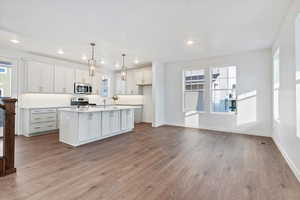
[74,82,92,95]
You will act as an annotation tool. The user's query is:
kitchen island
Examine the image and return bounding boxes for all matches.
[58,106,135,147]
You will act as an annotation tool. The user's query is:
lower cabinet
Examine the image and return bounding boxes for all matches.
[22,108,58,137]
[59,109,134,147]
[121,109,134,131]
[78,112,101,142]
[102,110,121,137]
[102,111,111,137]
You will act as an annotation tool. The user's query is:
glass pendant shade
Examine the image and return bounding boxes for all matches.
[121,53,127,81]
[88,43,96,77]
[88,59,96,77]
[121,70,127,81]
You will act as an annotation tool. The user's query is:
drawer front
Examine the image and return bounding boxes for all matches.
[31,113,57,123]
[31,109,57,114]
[30,121,57,133]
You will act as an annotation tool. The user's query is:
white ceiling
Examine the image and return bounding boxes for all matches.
[0,0,292,69]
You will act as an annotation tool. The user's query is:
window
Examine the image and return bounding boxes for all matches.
[100,77,109,97]
[0,67,7,74]
[211,66,237,113]
[0,66,12,97]
[273,49,280,121]
[183,70,205,112]
[296,15,300,138]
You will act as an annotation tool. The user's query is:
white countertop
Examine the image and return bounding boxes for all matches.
[20,104,143,109]
[58,106,137,113]
[20,106,71,109]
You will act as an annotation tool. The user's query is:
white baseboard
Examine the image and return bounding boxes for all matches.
[273,137,300,183]
[164,122,270,137]
[152,122,166,128]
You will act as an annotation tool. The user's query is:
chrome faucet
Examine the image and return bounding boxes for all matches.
[103,99,106,108]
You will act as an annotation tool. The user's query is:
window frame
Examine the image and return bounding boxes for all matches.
[0,67,7,74]
[100,76,110,97]
[273,48,280,122]
[0,65,12,97]
[210,66,237,114]
[182,69,206,113]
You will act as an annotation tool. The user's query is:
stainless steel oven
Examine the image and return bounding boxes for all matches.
[74,82,92,95]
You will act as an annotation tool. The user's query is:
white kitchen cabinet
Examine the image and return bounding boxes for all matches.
[111,111,121,133]
[134,107,143,123]
[26,60,54,93]
[91,73,102,95]
[135,69,144,85]
[115,67,152,95]
[115,73,126,95]
[126,70,139,95]
[78,112,101,142]
[22,108,58,137]
[101,110,121,137]
[101,111,111,136]
[135,67,152,85]
[142,67,152,85]
[121,109,134,130]
[59,107,134,147]
[54,66,75,93]
[75,69,91,84]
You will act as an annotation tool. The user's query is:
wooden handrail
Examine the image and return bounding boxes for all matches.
[0,105,5,110]
[0,97,17,177]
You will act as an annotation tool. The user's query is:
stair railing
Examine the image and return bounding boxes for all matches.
[0,98,17,177]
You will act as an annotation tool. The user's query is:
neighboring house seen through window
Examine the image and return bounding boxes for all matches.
[183,70,205,112]
[211,66,237,113]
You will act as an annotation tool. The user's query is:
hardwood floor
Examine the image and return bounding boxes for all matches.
[0,124,299,200]
[0,138,2,157]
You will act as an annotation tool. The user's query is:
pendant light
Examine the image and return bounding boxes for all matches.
[121,53,127,81]
[88,43,96,77]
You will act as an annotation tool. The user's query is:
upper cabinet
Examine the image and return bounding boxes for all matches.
[115,73,126,95]
[126,70,139,95]
[54,66,75,93]
[142,67,152,85]
[115,67,152,95]
[91,72,103,95]
[23,60,111,95]
[75,69,91,84]
[26,60,54,93]
[135,67,152,85]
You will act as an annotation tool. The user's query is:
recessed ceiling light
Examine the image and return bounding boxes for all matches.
[186,40,194,45]
[10,39,20,44]
[57,49,64,55]
[134,59,139,64]
[81,55,87,60]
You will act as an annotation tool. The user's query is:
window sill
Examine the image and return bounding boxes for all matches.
[184,111,206,115]
[210,112,236,115]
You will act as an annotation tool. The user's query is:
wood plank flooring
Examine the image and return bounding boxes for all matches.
[0,138,2,157]
[0,123,299,200]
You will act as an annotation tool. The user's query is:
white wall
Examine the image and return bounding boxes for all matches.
[164,49,272,136]
[142,86,153,123]
[272,0,300,182]
[152,62,166,127]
